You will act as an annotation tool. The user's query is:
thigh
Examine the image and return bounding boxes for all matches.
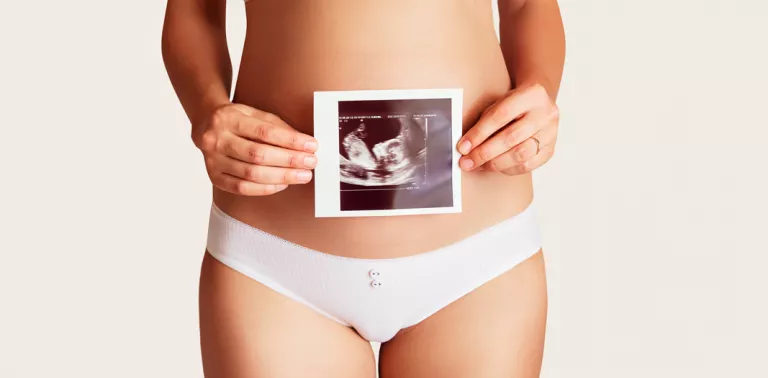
[198,252,376,378]
[379,250,548,378]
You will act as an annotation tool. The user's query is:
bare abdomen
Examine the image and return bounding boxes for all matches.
[214,1,534,258]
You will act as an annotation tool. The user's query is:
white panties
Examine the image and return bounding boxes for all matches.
[206,202,542,343]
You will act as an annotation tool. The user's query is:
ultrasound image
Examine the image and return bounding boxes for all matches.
[339,116,426,187]
[338,99,454,212]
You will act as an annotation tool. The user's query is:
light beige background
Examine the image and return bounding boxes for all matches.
[1,0,766,377]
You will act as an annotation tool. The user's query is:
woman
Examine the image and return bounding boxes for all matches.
[162,0,564,377]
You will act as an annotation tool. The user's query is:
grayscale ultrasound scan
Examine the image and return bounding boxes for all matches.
[337,99,454,212]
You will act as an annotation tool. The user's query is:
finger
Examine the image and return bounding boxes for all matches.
[214,173,289,196]
[239,118,318,152]
[500,146,554,176]
[456,86,543,155]
[216,155,313,185]
[220,134,318,169]
[482,137,536,172]
[482,122,557,172]
[230,112,318,153]
[459,114,539,171]
[531,118,558,150]
[508,122,557,164]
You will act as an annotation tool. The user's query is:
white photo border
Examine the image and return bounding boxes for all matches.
[313,88,464,218]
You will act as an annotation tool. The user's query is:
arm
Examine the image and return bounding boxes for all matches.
[456,0,565,174]
[161,1,319,196]
[161,0,232,126]
[499,0,566,100]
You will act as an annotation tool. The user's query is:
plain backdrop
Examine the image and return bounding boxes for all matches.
[1,0,767,377]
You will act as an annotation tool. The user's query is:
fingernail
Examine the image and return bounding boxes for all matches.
[275,184,288,191]
[304,155,317,168]
[297,171,312,183]
[460,158,474,171]
[304,140,318,151]
[458,140,472,155]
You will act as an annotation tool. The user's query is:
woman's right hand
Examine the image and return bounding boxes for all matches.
[192,103,319,196]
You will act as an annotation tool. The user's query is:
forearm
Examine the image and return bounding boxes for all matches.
[498,0,566,100]
[161,0,232,126]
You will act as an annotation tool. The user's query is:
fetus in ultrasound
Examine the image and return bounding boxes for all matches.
[339,117,426,187]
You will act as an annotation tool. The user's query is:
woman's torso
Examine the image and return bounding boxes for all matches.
[216,0,534,258]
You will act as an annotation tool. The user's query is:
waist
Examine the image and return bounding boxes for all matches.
[221,4,532,258]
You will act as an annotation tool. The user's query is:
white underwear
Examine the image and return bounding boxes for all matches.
[206,202,542,343]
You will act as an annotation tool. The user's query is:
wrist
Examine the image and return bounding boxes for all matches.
[201,87,232,116]
[191,88,231,126]
[514,72,558,101]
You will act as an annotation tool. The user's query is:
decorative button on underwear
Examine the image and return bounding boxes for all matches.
[369,269,382,288]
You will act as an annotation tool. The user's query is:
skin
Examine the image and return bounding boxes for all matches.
[198,253,377,378]
[162,0,564,376]
[380,251,548,378]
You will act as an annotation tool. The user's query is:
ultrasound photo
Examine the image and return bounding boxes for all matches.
[337,99,454,212]
[313,88,462,217]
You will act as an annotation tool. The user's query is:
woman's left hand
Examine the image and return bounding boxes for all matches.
[456,83,560,175]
